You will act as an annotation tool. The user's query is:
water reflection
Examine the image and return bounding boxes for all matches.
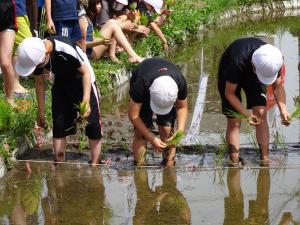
[133,168,191,225]
[224,168,294,225]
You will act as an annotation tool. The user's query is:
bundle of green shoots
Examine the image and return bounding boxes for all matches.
[290,104,300,120]
[166,130,184,147]
[74,102,89,151]
[129,2,137,11]
[139,12,149,26]
[224,109,261,124]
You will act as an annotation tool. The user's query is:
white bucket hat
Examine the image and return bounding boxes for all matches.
[115,0,128,5]
[252,44,283,85]
[143,0,163,13]
[15,37,46,77]
[149,76,178,115]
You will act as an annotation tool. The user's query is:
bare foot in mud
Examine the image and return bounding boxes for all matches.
[260,159,271,167]
[129,56,144,63]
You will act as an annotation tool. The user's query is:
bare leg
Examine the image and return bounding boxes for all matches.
[108,37,121,63]
[159,125,175,167]
[89,138,101,166]
[53,137,66,162]
[226,118,241,163]
[93,19,143,63]
[253,106,269,161]
[133,129,147,165]
[0,30,15,102]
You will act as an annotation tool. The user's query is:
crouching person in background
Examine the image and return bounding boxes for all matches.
[128,57,188,167]
[15,36,102,166]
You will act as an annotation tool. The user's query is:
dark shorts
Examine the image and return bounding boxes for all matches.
[0,0,17,32]
[139,101,176,128]
[54,20,81,42]
[52,77,102,139]
[218,79,267,118]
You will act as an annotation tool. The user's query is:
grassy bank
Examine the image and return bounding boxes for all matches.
[0,0,287,168]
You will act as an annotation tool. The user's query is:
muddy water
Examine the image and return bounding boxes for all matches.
[5,12,300,225]
[1,161,300,224]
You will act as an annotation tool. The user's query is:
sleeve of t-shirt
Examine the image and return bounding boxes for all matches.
[177,77,187,100]
[130,75,146,103]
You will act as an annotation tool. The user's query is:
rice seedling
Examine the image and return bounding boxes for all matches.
[224,109,261,124]
[272,130,288,155]
[129,2,137,11]
[290,103,300,120]
[136,146,147,166]
[166,130,184,147]
[248,132,259,153]
[139,12,149,26]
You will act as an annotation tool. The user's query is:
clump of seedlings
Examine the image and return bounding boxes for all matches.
[248,132,259,154]
[136,146,147,166]
[272,130,288,156]
[74,102,89,152]
[224,109,262,124]
[166,130,184,147]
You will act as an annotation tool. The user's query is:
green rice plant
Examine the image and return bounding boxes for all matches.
[136,146,147,166]
[166,130,184,147]
[272,130,288,155]
[139,12,149,26]
[290,104,300,119]
[224,109,261,124]
[0,99,14,132]
[213,168,226,187]
[129,2,137,11]
[224,109,248,120]
[248,132,259,153]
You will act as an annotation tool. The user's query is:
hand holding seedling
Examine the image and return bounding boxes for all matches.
[247,114,262,126]
[150,135,167,152]
[79,101,91,118]
[281,109,291,126]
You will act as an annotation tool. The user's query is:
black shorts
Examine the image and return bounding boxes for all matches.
[139,100,176,128]
[0,0,17,32]
[52,77,102,139]
[218,79,267,118]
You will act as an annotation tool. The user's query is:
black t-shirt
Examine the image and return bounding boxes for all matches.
[34,36,84,80]
[130,58,187,103]
[218,37,281,87]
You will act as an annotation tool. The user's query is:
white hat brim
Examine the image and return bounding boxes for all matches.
[150,99,174,115]
[256,71,278,85]
[15,60,36,77]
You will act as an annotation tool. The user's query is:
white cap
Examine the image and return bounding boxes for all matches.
[252,44,283,85]
[150,76,178,115]
[143,0,163,13]
[115,0,128,5]
[15,37,46,77]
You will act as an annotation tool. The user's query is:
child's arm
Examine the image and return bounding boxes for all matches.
[78,16,88,52]
[175,99,188,132]
[45,0,56,34]
[77,63,91,118]
[149,21,169,51]
[34,75,46,127]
